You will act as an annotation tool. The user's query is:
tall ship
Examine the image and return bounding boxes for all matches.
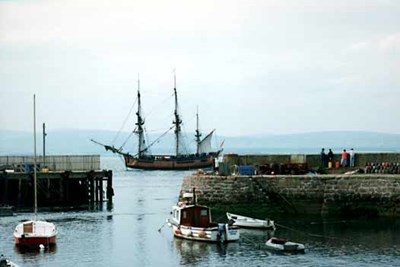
[94,75,221,170]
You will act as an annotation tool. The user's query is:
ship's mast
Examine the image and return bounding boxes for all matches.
[173,72,182,156]
[136,77,145,157]
[33,94,37,220]
[195,107,202,154]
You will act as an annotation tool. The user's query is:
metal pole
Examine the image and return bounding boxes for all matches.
[33,94,37,220]
[43,123,46,167]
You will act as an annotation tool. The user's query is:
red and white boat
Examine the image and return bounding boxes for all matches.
[14,95,57,249]
[167,190,240,243]
[14,220,57,248]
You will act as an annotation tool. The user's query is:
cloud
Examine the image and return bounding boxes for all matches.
[1,0,400,135]
[378,33,400,53]
[347,41,371,52]
[346,33,400,54]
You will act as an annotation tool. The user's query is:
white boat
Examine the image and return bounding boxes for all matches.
[14,220,57,248]
[13,95,57,249]
[265,237,305,253]
[226,212,276,230]
[167,191,240,243]
[0,255,20,267]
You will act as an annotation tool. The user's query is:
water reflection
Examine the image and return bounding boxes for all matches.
[174,239,241,265]
[1,157,400,267]
[14,244,57,255]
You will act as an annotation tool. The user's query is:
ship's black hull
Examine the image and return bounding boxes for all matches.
[123,153,219,170]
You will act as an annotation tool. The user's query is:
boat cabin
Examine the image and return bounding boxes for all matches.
[172,205,212,228]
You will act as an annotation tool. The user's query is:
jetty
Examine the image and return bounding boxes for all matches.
[0,155,113,211]
[180,152,400,217]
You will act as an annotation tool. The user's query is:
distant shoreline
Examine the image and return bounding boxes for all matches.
[1,129,400,156]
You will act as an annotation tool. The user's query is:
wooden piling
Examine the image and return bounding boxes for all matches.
[99,177,104,204]
[0,169,113,210]
[106,170,113,204]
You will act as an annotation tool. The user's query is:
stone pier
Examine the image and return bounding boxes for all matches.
[181,174,400,217]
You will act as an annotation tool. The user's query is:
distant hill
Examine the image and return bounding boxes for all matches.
[1,129,399,156]
[224,131,400,154]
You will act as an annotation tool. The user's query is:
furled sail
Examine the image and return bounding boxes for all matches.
[198,130,214,154]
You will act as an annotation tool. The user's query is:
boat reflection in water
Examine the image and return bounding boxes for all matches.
[173,239,240,266]
[14,244,57,255]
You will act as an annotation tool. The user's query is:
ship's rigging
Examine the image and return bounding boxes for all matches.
[92,73,221,170]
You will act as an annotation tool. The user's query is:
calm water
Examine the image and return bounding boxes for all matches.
[1,156,400,267]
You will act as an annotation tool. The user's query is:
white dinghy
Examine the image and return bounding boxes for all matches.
[265,237,305,253]
[226,212,276,230]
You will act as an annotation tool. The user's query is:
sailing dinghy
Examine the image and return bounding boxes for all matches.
[13,95,57,249]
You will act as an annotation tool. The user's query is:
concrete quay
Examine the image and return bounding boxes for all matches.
[181,173,400,217]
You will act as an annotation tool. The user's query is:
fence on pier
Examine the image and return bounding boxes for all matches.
[0,155,100,172]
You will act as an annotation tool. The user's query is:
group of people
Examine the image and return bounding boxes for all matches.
[320,148,356,168]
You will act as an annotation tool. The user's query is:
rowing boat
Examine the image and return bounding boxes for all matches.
[226,212,276,230]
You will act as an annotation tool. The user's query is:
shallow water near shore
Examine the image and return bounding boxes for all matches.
[1,156,399,267]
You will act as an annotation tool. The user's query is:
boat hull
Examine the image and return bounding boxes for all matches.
[226,212,276,230]
[14,235,56,248]
[265,238,305,253]
[169,222,240,243]
[0,256,20,267]
[124,153,217,170]
[14,220,57,248]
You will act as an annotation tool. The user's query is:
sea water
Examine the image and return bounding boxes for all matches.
[0,156,399,267]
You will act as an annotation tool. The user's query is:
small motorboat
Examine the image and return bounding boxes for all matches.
[226,212,276,230]
[167,190,240,243]
[265,237,305,253]
[0,255,20,267]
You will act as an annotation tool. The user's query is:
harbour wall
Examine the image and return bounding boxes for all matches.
[223,152,400,169]
[181,174,400,217]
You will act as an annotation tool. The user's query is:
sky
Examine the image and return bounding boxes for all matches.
[1,0,400,137]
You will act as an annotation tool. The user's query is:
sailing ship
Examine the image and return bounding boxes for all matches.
[13,95,57,249]
[94,75,221,170]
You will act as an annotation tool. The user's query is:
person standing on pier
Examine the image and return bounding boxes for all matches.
[349,148,355,167]
[341,149,348,167]
[320,148,327,168]
[327,149,334,168]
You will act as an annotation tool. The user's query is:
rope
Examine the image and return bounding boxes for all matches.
[137,126,175,155]
[112,96,138,145]
[118,128,136,151]
[143,92,174,120]
[274,222,348,241]
[238,234,268,249]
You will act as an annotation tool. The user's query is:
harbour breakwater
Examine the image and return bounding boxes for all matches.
[223,152,400,171]
[181,174,400,217]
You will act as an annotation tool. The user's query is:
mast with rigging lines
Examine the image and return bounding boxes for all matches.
[173,73,182,157]
[136,77,146,158]
[195,108,202,155]
[91,72,221,170]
